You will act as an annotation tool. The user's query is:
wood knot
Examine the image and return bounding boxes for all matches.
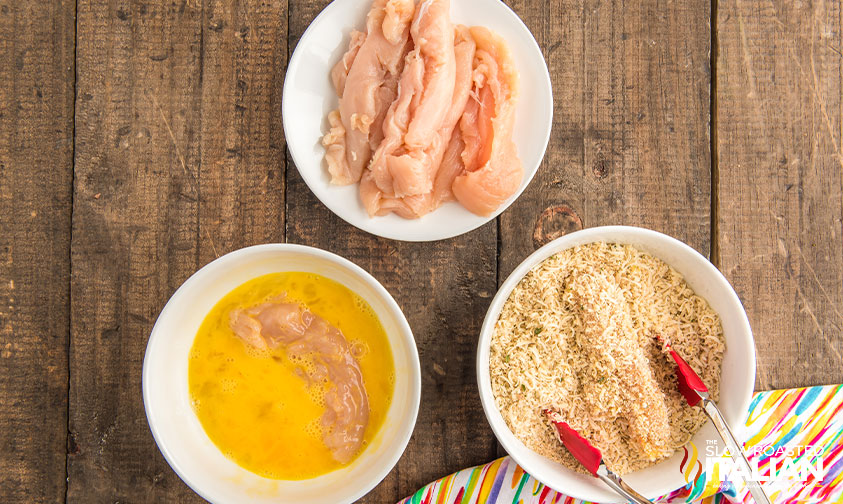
[67,431,80,456]
[592,158,609,178]
[533,204,583,248]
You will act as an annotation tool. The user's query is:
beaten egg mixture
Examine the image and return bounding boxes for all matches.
[189,272,394,479]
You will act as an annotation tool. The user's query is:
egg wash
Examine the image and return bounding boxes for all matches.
[189,272,395,480]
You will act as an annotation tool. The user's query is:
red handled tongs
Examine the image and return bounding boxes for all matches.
[660,337,772,504]
[544,410,652,504]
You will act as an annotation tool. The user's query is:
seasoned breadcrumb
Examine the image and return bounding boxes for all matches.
[490,242,725,475]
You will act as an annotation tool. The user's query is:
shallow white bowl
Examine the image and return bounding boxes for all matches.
[282,0,553,241]
[143,244,421,504]
[476,226,756,503]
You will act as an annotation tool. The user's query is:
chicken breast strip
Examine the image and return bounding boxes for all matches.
[364,0,456,202]
[567,272,674,464]
[322,0,414,185]
[230,298,370,465]
[363,22,476,218]
[451,26,523,216]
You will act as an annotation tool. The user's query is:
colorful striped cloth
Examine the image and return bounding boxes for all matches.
[398,384,843,504]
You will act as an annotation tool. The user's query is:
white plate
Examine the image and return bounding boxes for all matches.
[477,227,757,503]
[282,0,553,241]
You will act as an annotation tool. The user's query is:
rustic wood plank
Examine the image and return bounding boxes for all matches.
[716,0,843,389]
[199,0,287,263]
[286,2,499,501]
[70,0,288,498]
[0,0,74,501]
[71,0,288,499]
[499,0,713,281]
[70,0,205,500]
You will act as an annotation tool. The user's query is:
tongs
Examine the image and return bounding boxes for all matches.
[660,338,772,504]
[544,410,652,504]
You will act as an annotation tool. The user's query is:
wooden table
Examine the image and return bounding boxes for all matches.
[1,0,841,502]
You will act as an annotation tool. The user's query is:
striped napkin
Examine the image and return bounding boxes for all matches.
[398,384,843,504]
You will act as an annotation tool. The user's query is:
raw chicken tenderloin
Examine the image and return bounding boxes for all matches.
[402,0,455,148]
[364,25,475,217]
[452,26,523,216]
[386,0,456,197]
[229,298,370,465]
[368,50,425,197]
[329,0,414,96]
[330,30,366,96]
[366,0,455,202]
[325,29,364,179]
[369,0,418,155]
[431,126,465,203]
[361,168,435,219]
[323,0,414,185]
[420,25,475,208]
[433,26,476,160]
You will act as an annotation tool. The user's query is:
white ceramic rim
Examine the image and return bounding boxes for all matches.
[142,243,421,504]
[281,0,553,242]
[476,226,757,503]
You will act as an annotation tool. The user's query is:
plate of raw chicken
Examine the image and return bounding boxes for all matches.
[283,0,552,241]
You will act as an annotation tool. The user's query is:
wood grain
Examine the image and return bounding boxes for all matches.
[199,0,287,264]
[70,0,286,501]
[716,0,843,389]
[0,0,75,501]
[70,0,205,500]
[68,0,287,496]
[286,2,498,501]
[499,0,713,281]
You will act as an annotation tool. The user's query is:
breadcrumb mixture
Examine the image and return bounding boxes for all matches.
[490,242,725,475]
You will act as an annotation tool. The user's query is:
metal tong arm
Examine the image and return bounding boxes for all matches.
[700,396,772,504]
[596,465,652,504]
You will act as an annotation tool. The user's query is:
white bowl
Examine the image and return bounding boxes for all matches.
[476,226,756,503]
[143,244,421,504]
[282,0,553,241]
